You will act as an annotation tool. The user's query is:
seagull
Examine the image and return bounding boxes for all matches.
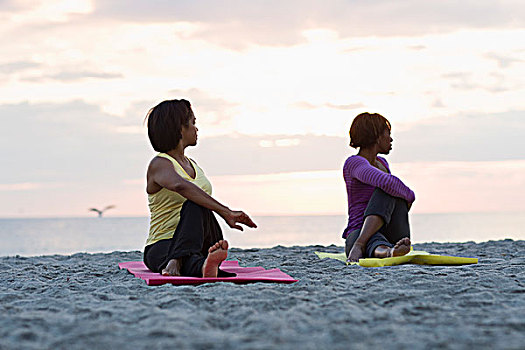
[89,205,115,218]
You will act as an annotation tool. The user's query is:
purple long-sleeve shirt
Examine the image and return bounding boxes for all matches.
[342,155,415,238]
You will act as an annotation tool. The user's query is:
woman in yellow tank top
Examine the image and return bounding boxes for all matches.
[144,99,257,277]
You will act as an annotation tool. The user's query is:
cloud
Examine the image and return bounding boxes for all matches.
[0,182,42,191]
[0,0,24,12]
[292,101,364,111]
[90,1,525,48]
[407,45,427,51]
[395,160,525,213]
[0,60,41,74]
[0,100,150,185]
[484,52,524,68]
[390,110,525,163]
[22,70,123,82]
[187,109,525,177]
[441,72,476,90]
[441,71,512,93]
[46,70,123,81]
[2,100,523,187]
[168,88,239,126]
[186,134,349,176]
[292,101,318,110]
[324,102,365,110]
[432,99,445,108]
[1,100,524,216]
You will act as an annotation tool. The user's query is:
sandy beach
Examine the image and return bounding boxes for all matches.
[1,239,524,349]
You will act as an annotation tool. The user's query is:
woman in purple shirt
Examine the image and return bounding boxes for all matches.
[343,112,415,262]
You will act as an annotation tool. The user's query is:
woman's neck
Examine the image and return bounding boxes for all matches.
[166,144,186,162]
[357,147,379,165]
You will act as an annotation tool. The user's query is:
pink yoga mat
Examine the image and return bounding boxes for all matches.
[118,260,298,286]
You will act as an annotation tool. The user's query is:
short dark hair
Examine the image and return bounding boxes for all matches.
[145,99,193,152]
[349,112,391,148]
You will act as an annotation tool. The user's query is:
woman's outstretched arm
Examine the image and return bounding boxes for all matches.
[149,157,257,230]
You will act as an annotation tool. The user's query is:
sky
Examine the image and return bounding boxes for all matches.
[1,0,524,217]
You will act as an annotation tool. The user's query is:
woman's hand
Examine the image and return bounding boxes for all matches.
[221,209,257,231]
[347,242,365,262]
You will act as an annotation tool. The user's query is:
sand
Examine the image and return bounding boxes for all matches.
[0,240,524,349]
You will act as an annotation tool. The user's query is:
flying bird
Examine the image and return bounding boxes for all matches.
[89,205,115,218]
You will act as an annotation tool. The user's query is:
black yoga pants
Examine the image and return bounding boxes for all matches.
[345,188,410,258]
[143,200,229,277]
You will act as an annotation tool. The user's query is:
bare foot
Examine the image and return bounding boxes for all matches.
[389,237,411,257]
[202,240,229,278]
[161,258,182,276]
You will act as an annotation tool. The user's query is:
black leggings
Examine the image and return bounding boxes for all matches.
[345,188,411,258]
[143,200,231,277]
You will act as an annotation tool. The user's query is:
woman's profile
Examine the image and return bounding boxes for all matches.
[143,99,256,277]
[343,112,414,262]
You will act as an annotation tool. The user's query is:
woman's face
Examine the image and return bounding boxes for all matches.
[181,113,198,147]
[377,129,393,154]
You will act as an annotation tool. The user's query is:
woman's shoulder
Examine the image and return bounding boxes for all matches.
[343,155,369,175]
[344,155,367,167]
[156,152,172,161]
[148,154,173,170]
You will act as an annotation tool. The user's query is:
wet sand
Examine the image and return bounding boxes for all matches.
[1,240,524,349]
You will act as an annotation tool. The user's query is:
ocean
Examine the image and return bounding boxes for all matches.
[0,213,523,256]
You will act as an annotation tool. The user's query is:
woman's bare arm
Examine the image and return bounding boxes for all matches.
[149,157,256,230]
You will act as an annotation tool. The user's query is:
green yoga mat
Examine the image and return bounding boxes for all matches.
[315,250,478,267]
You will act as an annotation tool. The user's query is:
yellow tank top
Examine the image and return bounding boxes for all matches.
[145,153,212,246]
